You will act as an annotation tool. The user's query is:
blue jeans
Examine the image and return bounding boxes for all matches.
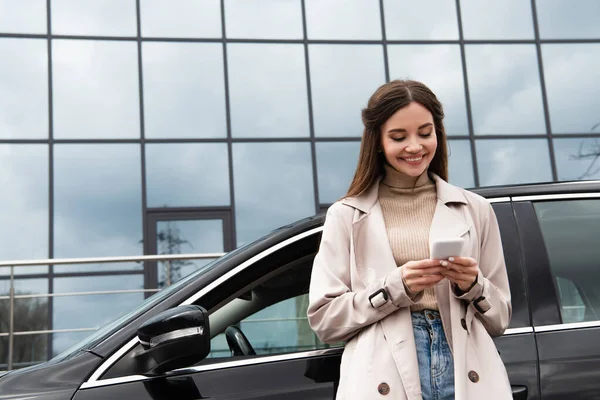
[412,310,455,400]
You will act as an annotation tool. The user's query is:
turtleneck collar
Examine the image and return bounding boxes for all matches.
[382,163,432,189]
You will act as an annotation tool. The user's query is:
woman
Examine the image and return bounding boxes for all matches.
[307,80,512,399]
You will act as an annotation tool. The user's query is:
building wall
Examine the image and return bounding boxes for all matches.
[1,0,599,366]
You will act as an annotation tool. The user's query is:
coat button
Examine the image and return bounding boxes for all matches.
[461,318,467,331]
[468,371,479,383]
[378,383,390,395]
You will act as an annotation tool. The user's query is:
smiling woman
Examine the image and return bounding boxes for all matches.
[308,80,512,400]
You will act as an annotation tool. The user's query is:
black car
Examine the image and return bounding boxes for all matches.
[1,180,600,400]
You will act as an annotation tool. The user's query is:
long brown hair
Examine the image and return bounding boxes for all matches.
[345,80,448,198]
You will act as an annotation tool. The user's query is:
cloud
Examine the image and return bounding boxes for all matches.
[466,45,546,135]
[536,0,600,39]
[50,0,136,36]
[227,43,310,138]
[52,40,140,139]
[0,0,46,34]
[53,144,143,260]
[0,38,48,139]
[542,44,600,133]
[145,143,230,207]
[383,0,459,40]
[447,140,475,188]
[224,0,303,39]
[309,44,386,138]
[304,0,381,40]
[476,139,553,186]
[233,142,315,245]
[553,138,600,181]
[316,141,360,204]
[142,42,227,139]
[0,145,48,273]
[140,0,222,38]
[460,0,534,39]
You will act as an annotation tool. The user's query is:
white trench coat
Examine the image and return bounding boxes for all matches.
[307,174,512,399]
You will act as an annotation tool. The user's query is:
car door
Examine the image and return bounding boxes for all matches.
[514,194,600,399]
[490,201,539,400]
[72,227,342,400]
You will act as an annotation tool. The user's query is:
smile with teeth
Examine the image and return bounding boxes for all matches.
[401,155,425,164]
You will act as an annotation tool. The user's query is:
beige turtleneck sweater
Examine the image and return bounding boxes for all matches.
[379,163,438,312]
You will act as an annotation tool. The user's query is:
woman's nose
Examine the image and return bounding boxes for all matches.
[405,141,423,153]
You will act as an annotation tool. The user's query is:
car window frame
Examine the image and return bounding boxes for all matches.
[80,226,334,390]
[513,192,600,332]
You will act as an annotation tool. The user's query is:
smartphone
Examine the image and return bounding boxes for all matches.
[431,237,465,260]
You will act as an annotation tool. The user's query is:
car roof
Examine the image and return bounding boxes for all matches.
[278,179,600,238]
[471,179,600,198]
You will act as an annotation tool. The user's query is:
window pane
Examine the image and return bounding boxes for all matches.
[542,44,600,134]
[0,0,46,34]
[316,141,360,204]
[233,143,314,245]
[305,0,381,40]
[146,143,230,208]
[156,219,223,287]
[0,333,50,370]
[228,44,309,138]
[448,140,474,188]
[0,278,48,297]
[224,0,303,39]
[536,0,600,39]
[553,138,600,181]
[466,45,546,135]
[140,0,222,38]
[476,139,552,186]
[383,0,458,40]
[241,295,324,355]
[142,43,226,139]
[310,45,385,138]
[534,200,600,323]
[53,275,144,331]
[0,146,48,269]
[388,45,468,135]
[51,0,136,36]
[52,40,140,139]
[0,39,48,139]
[460,0,534,39]
[54,145,142,258]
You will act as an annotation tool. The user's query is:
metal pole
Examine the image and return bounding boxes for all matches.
[8,265,15,370]
[165,261,171,287]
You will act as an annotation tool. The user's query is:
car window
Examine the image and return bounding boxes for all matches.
[533,199,600,324]
[209,293,335,358]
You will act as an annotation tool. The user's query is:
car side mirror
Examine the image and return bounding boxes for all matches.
[136,305,210,374]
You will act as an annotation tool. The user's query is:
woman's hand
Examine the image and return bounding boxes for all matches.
[401,259,447,293]
[439,256,479,292]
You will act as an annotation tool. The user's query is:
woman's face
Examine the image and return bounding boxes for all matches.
[380,101,438,178]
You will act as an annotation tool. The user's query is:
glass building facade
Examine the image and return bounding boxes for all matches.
[1,0,600,367]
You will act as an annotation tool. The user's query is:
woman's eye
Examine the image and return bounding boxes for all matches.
[419,132,433,138]
[392,137,405,142]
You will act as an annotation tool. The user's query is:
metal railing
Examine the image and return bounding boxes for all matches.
[0,252,225,371]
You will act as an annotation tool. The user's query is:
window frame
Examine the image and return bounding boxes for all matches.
[80,226,333,389]
[513,192,600,332]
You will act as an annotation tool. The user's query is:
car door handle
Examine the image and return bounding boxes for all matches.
[512,385,527,400]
